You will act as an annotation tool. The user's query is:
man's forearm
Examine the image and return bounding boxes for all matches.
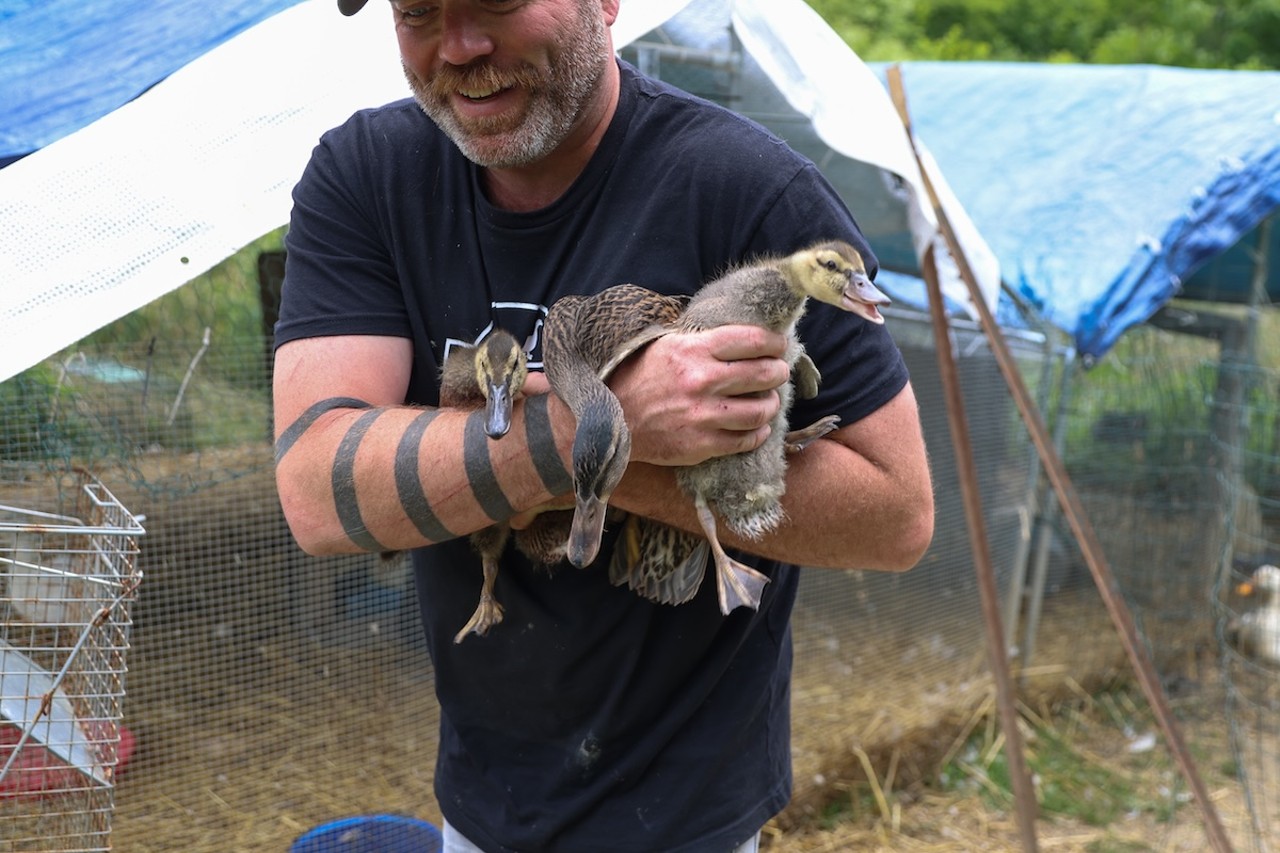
[612,441,927,571]
[275,394,575,555]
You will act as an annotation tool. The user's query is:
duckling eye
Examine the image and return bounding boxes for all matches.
[823,259,839,272]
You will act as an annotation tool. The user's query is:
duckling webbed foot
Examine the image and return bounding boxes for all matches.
[456,527,509,643]
[455,555,504,643]
[694,498,770,614]
[455,593,504,643]
[784,415,841,454]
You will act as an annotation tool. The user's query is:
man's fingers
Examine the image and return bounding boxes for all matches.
[698,324,787,360]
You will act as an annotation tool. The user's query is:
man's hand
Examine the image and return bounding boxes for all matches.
[607,325,791,467]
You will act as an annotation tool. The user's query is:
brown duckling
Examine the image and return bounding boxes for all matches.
[673,240,890,615]
[541,283,686,568]
[440,328,528,643]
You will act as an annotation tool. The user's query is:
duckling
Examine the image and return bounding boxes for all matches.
[513,508,575,566]
[439,329,528,643]
[514,505,631,567]
[674,240,890,614]
[541,284,686,568]
[442,329,527,440]
[1229,564,1280,665]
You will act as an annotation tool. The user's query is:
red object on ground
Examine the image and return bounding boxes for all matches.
[0,722,135,798]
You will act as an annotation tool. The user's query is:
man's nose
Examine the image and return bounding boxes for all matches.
[437,6,495,67]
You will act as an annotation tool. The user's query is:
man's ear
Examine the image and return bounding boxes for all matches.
[601,0,621,27]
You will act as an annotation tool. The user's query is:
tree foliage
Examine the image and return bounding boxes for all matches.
[807,0,1280,69]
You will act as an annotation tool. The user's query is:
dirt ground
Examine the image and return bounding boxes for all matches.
[767,704,1257,851]
[770,592,1266,852]
[99,584,1267,853]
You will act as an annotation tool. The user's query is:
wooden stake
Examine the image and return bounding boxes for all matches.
[911,182,1043,853]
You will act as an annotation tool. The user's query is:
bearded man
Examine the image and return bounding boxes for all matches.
[273,2,933,850]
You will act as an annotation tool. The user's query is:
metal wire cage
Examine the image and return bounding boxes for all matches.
[0,472,143,853]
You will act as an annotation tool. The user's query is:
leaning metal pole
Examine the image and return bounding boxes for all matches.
[886,64,1234,853]
[887,107,1041,853]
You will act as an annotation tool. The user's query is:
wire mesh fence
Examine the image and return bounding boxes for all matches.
[0,279,1276,851]
[0,205,1275,848]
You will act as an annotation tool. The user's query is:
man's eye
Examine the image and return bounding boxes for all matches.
[397,3,435,20]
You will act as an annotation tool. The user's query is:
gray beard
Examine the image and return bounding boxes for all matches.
[404,11,609,168]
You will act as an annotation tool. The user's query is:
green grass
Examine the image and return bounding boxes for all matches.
[82,228,285,370]
[932,694,1188,830]
[815,782,889,830]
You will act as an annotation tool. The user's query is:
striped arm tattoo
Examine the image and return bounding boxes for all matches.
[276,392,568,551]
[463,410,516,522]
[332,408,390,552]
[395,409,456,542]
[523,394,572,495]
[274,396,372,463]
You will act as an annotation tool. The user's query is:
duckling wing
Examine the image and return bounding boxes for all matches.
[1260,610,1280,664]
[1236,609,1280,665]
[439,343,482,408]
[598,324,674,382]
[556,283,685,377]
[793,351,821,399]
[609,514,710,606]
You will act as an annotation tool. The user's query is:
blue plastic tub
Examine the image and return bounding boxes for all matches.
[290,814,443,852]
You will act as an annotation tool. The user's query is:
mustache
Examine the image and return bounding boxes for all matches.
[425,61,543,100]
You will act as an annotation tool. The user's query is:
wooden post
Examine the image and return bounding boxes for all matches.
[919,242,1042,851]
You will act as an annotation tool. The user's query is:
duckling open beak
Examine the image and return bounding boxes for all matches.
[483,381,514,438]
[567,494,609,568]
[841,271,890,325]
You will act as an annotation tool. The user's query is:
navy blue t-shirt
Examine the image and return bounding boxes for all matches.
[278,61,909,852]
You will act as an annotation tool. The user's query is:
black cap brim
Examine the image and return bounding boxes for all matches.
[337,0,369,15]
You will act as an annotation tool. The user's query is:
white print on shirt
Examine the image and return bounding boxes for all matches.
[442,301,549,370]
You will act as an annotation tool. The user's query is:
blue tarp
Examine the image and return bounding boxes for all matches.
[0,0,302,165]
[3,1,1278,360]
[885,61,1280,358]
